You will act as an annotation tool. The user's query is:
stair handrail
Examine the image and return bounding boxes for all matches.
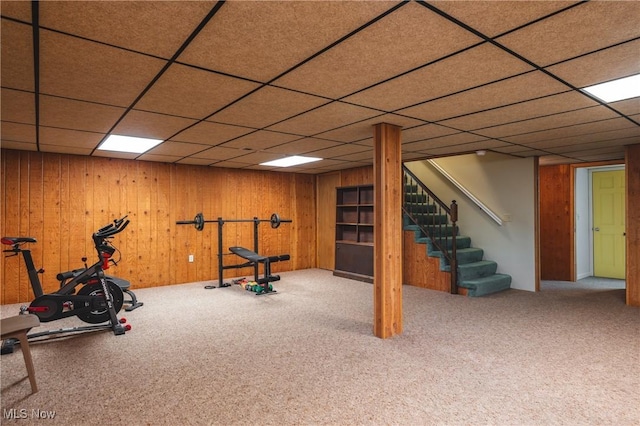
[427,159,503,226]
[403,165,458,294]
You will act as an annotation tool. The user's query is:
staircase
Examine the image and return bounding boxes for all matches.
[403,181,512,297]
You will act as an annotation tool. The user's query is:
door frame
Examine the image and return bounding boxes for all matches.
[573,163,625,280]
[588,166,625,278]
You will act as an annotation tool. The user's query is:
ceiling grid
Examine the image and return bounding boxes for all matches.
[0,0,638,172]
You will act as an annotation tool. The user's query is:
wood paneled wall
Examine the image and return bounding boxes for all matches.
[316,172,340,270]
[540,152,640,307]
[1,149,316,304]
[315,166,374,272]
[320,164,452,293]
[339,166,374,187]
[539,164,573,281]
[626,144,640,307]
[402,231,451,292]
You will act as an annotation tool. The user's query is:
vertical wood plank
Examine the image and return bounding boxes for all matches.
[402,231,450,291]
[137,161,153,287]
[1,149,318,303]
[58,155,70,273]
[341,166,373,187]
[297,173,316,270]
[170,163,180,284]
[2,150,22,303]
[24,152,42,300]
[174,164,190,284]
[42,154,61,295]
[84,155,95,265]
[68,155,88,269]
[123,159,135,278]
[373,123,403,339]
[14,152,31,301]
[156,162,172,285]
[316,172,340,270]
[539,165,572,281]
[186,165,198,283]
[198,165,212,282]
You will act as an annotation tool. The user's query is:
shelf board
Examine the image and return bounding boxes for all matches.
[333,270,373,284]
[336,240,373,246]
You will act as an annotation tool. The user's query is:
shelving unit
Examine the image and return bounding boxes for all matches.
[334,184,374,283]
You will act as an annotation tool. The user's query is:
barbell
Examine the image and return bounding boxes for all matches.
[176,212,292,231]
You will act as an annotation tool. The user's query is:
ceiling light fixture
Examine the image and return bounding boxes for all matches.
[582,74,640,103]
[98,135,163,154]
[260,156,322,167]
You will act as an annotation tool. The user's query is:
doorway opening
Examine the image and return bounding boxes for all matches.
[574,165,626,281]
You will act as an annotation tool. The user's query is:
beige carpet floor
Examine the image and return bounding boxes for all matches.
[1,269,639,425]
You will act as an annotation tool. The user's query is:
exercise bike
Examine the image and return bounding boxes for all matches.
[57,257,143,312]
[1,216,132,351]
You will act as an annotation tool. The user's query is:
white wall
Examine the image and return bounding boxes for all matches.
[406,152,536,292]
[575,168,591,279]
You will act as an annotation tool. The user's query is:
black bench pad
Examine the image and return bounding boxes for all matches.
[229,247,289,264]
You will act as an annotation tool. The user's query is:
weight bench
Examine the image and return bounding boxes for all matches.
[228,246,290,294]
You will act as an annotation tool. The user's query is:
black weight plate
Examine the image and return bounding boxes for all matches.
[270,213,280,229]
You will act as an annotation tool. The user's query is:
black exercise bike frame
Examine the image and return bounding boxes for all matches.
[1,216,131,338]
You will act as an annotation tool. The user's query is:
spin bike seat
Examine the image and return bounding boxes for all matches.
[1,237,37,246]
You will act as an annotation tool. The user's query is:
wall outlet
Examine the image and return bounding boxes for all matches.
[188,254,194,263]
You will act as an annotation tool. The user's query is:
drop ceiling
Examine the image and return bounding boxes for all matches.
[1,0,639,173]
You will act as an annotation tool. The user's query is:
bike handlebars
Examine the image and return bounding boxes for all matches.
[92,216,128,265]
[94,216,129,239]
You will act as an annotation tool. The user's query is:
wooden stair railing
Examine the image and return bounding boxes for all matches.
[403,165,458,294]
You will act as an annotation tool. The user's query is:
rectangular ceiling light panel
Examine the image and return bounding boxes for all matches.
[260,155,322,167]
[98,135,163,154]
[582,74,640,103]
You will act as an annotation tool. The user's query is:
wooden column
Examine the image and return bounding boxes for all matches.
[373,123,403,338]
[626,144,640,307]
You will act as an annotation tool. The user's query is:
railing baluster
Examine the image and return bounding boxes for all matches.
[402,166,458,294]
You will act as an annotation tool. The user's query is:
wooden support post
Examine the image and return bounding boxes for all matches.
[373,123,403,338]
[626,144,640,307]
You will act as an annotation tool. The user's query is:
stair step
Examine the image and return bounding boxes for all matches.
[457,260,497,281]
[403,203,437,214]
[410,213,449,225]
[403,219,457,237]
[459,274,512,297]
[403,176,511,298]
[455,247,484,265]
[405,193,427,203]
[417,225,457,237]
[429,247,484,265]
[428,235,471,251]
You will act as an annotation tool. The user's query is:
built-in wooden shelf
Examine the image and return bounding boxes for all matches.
[334,185,373,283]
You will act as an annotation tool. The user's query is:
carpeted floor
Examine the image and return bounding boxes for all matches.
[1,269,638,425]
